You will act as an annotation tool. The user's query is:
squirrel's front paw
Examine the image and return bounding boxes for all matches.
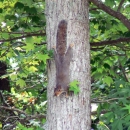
[52,45,56,49]
[70,43,74,48]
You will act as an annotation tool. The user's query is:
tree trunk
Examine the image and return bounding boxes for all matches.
[45,0,91,130]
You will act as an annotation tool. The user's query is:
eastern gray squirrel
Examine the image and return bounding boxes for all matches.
[53,20,73,97]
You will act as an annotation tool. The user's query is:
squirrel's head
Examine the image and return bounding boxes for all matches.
[54,85,63,96]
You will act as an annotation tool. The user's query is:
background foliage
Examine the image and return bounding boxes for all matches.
[0,0,130,130]
[90,0,130,130]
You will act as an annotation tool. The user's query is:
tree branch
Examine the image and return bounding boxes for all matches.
[90,0,130,30]
[0,105,46,120]
[0,31,130,48]
[1,32,128,49]
[90,37,130,46]
[91,110,109,115]
[91,98,119,103]
[0,32,46,43]
[117,0,125,12]
[91,96,130,103]
[118,59,129,82]
[0,106,27,115]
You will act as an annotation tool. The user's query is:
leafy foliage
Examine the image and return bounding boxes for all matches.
[0,0,47,129]
[90,0,130,130]
[69,80,80,95]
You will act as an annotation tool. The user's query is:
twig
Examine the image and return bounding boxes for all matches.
[26,114,46,120]
[5,116,19,122]
[118,59,129,82]
[117,0,125,12]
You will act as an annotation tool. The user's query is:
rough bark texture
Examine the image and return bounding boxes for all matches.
[45,0,91,130]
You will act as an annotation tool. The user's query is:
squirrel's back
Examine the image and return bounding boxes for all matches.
[56,20,67,56]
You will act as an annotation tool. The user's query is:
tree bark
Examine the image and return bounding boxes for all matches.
[45,0,91,130]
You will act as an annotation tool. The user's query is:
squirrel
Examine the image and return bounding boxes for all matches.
[53,20,73,97]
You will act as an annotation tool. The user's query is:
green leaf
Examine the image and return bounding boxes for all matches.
[103,76,113,86]
[17,123,33,130]
[97,104,102,116]
[36,53,50,63]
[32,16,40,23]
[14,2,24,9]
[122,105,130,114]
[29,61,39,65]
[103,63,111,69]
[16,79,26,87]
[28,66,38,72]
[117,120,123,130]
[10,74,17,81]
[18,72,28,78]
[22,42,35,52]
[115,79,125,88]
[29,7,37,14]
[128,126,130,130]
[97,121,110,130]
[1,33,9,39]
[103,112,113,123]
[69,80,80,95]
[0,8,3,13]
[42,54,50,63]
[105,0,115,7]
[112,119,123,130]
[0,123,2,129]
[19,0,33,6]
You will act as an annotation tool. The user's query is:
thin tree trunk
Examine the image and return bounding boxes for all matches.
[45,0,91,129]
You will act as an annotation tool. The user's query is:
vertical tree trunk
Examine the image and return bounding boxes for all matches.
[45,0,91,129]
